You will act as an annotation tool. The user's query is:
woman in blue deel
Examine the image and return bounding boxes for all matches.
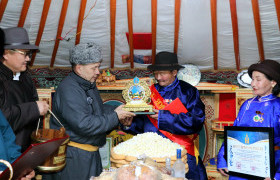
[217,60,280,180]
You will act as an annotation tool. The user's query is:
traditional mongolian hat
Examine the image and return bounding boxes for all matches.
[69,42,102,65]
[248,60,280,84]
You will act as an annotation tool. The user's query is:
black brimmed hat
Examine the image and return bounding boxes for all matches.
[0,28,4,56]
[3,27,39,50]
[248,60,280,84]
[147,51,184,71]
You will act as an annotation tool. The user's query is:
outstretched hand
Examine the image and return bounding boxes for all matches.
[115,105,135,126]
[20,170,35,180]
[119,117,134,126]
[149,109,159,119]
[36,101,49,115]
[218,168,229,177]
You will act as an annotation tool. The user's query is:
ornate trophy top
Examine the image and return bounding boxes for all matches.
[122,77,154,114]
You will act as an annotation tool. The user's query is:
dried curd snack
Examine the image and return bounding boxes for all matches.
[112,132,184,159]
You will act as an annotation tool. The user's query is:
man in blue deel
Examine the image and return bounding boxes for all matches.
[124,51,207,180]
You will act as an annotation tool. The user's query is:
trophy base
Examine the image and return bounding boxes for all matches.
[123,104,154,114]
[132,111,155,115]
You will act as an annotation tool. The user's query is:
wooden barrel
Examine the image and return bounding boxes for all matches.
[0,159,13,180]
[31,127,69,173]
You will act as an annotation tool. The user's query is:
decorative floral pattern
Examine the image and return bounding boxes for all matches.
[30,68,239,88]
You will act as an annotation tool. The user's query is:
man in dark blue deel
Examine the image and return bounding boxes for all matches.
[124,51,207,180]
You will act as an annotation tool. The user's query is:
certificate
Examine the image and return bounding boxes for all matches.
[224,126,274,179]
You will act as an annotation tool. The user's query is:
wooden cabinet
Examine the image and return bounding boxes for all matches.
[235,88,253,116]
[211,120,234,157]
[210,88,254,157]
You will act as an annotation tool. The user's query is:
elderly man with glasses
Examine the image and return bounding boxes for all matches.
[0,27,49,152]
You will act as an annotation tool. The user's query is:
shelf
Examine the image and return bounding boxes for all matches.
[211,119,234,131]
[195,82,238,91]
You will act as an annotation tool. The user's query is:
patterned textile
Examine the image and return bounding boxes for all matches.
[30,68,239,88]
[201,95,215,162]
[201,71,238,85]
[30,68,72,88]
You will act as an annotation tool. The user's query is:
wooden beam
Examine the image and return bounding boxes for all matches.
[151,0,157,64]
[174,0,181,54]
[210,0,218,70]
[275,0,280,30]
[251,0,265,61]
[75,0,87,45]
[229,0,240,71]
[110,0,117,68]
[50,0,69,67]
[18,0,32,27]
[30,0,52,66]
[127,0,134,68]
[0,0,9,22]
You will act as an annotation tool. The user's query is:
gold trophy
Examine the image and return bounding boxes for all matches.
[122,77,154,114]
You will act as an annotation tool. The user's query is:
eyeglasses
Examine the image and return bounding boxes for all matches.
[9,49,32,58]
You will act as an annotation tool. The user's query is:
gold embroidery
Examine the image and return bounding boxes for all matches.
[245,134,249,144]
